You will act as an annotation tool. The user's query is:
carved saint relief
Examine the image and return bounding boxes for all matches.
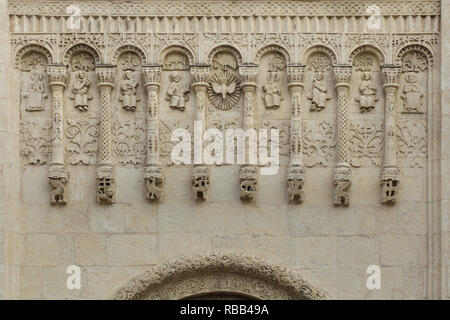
[208,52,240,110]
[69,52,95,111]
[400,52,428,114]
[307,54,331,112]
[401,72,424,114]
[262,54,285,109]
[353,53,379,113]
[22,70,48,111]
[70,70,91,111]
[120,70,139,111]
[166,72,190,111]
[355,72,378,112]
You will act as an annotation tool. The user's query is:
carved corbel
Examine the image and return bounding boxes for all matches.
[143,65,163,201]
[333,65,352,206]
[191,65,211,201]
[47,65,68,204]
[286,65,306,203]
[95,65,116,204]
[381,65,401,204]
[239,65,258,201]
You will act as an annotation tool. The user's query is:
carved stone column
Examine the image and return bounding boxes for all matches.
[47,65,68,204]
[239,64,258,201]
[95,65,116,204]
[191,65,210,201]
[333,65,352,206]
[381,65,401,204]
[142,65,163,201]
[286,65,306,203]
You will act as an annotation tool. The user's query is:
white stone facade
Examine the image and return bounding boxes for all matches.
[0,0,448,299]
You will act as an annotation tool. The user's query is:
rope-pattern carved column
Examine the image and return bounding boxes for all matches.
[239,64,258,201]
[191,65,210,201]
[95,65,116,204]
[381,65,401,204]
[47,65,68,205]
[333,65,352,206]
[142,65,163,201]
[286,65,306,203]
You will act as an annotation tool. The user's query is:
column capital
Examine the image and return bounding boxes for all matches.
[95,65,115,87]
[190,64,210,86]
[142,65,162,88]
[239,64,258,88]
[333,65,352,87]
[381,65,401,87]
[286,64,306,87]
[47,64,67,87]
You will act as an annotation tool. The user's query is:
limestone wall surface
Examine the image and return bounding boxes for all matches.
[0,0,447,299]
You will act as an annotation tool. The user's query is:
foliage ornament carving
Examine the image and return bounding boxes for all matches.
[113,120,146,166]
[111,253,326,300]
[349,122,383,167]
[397,119,427,168]
[65,119,99,165]
[302,120,336,167]
[20,120,52,165]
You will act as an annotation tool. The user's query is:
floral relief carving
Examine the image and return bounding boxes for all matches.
[397,119,427,168]
[65,119,99,165]
[302,120,336,167]
[113,120,146,166]
[260,120,290,156]
[349,122,383,167]
[159,120,192,165]
[20,120,52,165]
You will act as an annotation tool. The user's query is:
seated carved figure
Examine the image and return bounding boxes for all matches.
[263,71,282,109]
[23,70,47,111]
[166,73,190,111]
[71,70,91,111]
[120,70,139,111]
[356,72,378,112]
[309,72,329,111]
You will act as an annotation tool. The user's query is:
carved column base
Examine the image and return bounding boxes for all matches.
[145,165,163,201]
[333,165,351,206]
[240,165,257,201]
[96,165,116,204]
[381,167,400,205]
[48,164,68,205]
[192,165,209,201]
[287,165,305,204]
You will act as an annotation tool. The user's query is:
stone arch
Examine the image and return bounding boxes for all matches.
[396,44,434,67]
[112,44,147,66]
[63,43,101,66]
[112,253,327,300]
[254,44,291,65]
[302,45,337,65]
[207,44,243,66]
[15,44,53,70]
[159,45,194,66]
[348,44,386,66]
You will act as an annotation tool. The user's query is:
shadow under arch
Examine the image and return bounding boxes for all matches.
[112,253,327,300]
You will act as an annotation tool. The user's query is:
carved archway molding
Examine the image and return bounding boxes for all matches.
[395,43,434,67]
[254,44,292,65]
[112,253,327,300]
[302,44,338,65]
[14,43,53,69]
[62,43,101,66]
[347,44,386,66]
[207,44,244,65]
[112,44,147,66]
[159,44,195,66]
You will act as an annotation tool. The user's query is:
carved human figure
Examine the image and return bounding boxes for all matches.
[120,70,139,111]
[23,70,47,111]
[356,72,378,112]
[71,70,91,111]
[401,72,424,113]
[166,73,190,111]
[263,71,282,109]
[309,72,329,111]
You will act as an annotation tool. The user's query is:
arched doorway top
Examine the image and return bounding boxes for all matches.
[112,253,327,300]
